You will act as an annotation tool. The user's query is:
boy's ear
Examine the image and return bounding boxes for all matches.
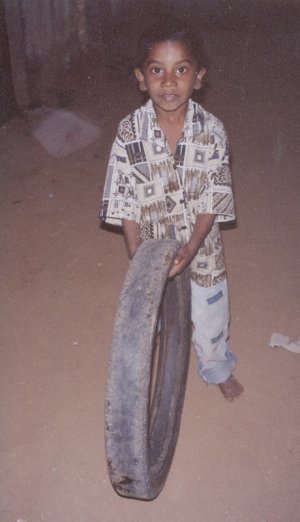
[194,67,206,90]
[134,68,148,92]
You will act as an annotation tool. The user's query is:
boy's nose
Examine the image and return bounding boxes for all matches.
[162,71,177,86]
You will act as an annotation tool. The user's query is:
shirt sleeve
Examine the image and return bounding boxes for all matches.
[196,123,235,223]
[99,136,140,227]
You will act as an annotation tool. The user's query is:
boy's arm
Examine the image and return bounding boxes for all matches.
[122,219,140,259]
[168,213,215,278]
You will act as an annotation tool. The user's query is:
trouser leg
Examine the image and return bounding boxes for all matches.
[191,279,237,384]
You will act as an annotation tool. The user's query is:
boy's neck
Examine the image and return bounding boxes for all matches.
[153,103,188,154]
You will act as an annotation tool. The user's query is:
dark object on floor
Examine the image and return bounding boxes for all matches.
[104,239,191,500]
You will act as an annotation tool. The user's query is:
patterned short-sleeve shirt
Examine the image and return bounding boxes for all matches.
[100,99,235,287]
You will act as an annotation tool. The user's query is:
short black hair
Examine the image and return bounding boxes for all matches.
[136,16,207,71]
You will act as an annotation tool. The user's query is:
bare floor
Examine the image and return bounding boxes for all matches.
[1,19,300,522]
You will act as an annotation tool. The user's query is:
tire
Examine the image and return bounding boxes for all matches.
[104,239,191,500]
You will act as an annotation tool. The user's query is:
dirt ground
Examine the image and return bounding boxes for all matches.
[1,8,300,522]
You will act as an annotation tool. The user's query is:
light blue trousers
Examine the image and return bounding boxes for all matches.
[191,279,237,384]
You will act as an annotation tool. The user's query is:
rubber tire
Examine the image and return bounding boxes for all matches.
[104,239,191,500]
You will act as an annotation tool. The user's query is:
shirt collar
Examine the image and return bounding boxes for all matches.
[140,99,204,141]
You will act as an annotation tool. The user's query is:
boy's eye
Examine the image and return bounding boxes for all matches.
[177,66,187,74]
[151,67,162,74]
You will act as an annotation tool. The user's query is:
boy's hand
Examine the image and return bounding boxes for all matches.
[122,219,140,259]
[168,214,215,279]
[168,244,194,278]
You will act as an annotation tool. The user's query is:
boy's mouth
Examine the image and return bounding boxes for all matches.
[161,93,178,101]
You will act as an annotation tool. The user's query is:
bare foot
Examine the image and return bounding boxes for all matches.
[218,375,244,401]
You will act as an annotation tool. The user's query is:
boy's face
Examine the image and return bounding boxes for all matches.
[135,40,206,117]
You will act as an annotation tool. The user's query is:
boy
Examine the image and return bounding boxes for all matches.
[100,19,243,401]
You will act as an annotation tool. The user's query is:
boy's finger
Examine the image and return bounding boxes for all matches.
[168,267,178,279]
[169,262,181,277]
[173,250,185,265]
[169,259,185,278]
